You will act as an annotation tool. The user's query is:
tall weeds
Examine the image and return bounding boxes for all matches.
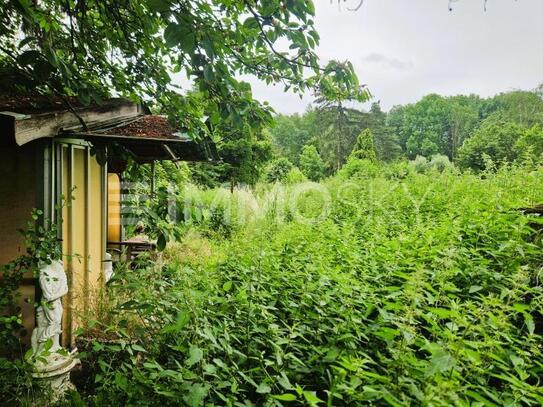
[84,164,543,406]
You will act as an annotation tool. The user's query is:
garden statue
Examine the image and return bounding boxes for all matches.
[30,260,79,399]
[31,260,68,357]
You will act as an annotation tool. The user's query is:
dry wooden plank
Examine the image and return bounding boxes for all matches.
[12,101,141,146]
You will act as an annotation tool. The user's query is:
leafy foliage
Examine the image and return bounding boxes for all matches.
[398,94,451,158]
[409,154,454,174]
[1,208,63,404]
[428,154,453,173]
[369,102,402,162]
[350,128,377,162]
[337,157,380,180]
[80,163,543,406]
[388,89,543,164]
[267,112,314,165]
[482,91,543,128]
[457,119,529,171]
[514,124,543,162]
[266,87,543,174]
[313,107,371,171]
[299,145,326,181]
[265,157,294,183]
[0,0,361,139]
[284,167,307,185]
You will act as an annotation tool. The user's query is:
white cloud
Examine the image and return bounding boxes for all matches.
[361,53,414,70]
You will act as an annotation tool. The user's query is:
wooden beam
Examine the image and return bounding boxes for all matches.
[72,131,193,144]
[6,100,141,146]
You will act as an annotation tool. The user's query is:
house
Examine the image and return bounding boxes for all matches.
[0,95,215,348]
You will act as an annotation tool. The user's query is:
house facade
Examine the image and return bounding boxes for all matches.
[0,96,213,349]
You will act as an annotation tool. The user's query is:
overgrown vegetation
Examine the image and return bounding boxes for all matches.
[76,161,543,406]
[2,2,543,406]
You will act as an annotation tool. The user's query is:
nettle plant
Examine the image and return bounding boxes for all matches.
[81,164,543,406]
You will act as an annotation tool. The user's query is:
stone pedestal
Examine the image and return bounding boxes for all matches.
[32,353,80,401]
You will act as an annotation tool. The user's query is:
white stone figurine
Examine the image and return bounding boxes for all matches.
[30,259,79,399]
[31,259,68,359]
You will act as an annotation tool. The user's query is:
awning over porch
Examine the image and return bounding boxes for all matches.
[65,115,218,170]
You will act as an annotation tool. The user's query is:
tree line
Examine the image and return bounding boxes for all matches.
[265,85,543,180]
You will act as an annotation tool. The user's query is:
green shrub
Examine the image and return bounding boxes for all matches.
[514,124,543,162]
[410,154,453,174]
[411,155,429,173]
[337,157,380,179]
[350,128,377,162]
[265,158,294,183]
[457,119,526,171]
[429,154,453,173]
[284,167,307,184]
[299,145,326,181]
[383,160,411,179]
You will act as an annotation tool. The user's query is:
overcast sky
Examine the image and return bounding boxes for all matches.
[248,0,543,114]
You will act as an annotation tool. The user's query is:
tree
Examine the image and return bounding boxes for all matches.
[373,127,402,162]
[388,94,482,160]
[535,83,543,100]
[400,94,451,159]
[514,124,543,162]
[266,157,293,183]
[219,136,272,190]
[299,145,326,181]
[191,89,273,190]
[314,107,369,171]
[312,59,371,172]
[457,119,526,171]
[481,91,543,127]
[268,113,313,164]
[350,129,377,162]
[447,96,481,159]
[0,1,361,140]
[368,102,402,162]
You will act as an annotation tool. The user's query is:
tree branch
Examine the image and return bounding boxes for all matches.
[0,44,88,130]
[243,0,325,73]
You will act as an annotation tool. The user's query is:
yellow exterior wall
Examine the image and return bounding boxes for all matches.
[108,173,122,243]
[0,145,38,346]
[89,155,105,311]
[61,146,70,346]
[1,140,108,350]
[61,145,105,347]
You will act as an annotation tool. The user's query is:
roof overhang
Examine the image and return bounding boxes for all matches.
[0,99,141,146]
[69,129,217,163]
[0,99,219,169]
[63,115,219,172]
